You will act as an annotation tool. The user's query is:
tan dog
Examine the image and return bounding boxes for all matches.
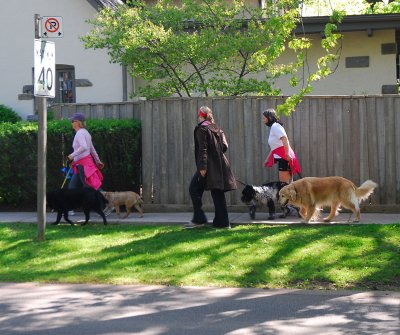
[102,191,144,218]
[279,177,377,223]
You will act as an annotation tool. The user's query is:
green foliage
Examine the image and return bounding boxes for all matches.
[82,0,342,115]
[277,10,343,116]
[0,104,22,123]
[0,119,141,209]
[369,0,400,13]
[0,223,399,290]
[302,0,370,15]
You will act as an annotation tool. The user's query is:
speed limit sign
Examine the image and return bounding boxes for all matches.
[34,39,55,97]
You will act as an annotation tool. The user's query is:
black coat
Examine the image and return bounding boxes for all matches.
[194,121,237,192]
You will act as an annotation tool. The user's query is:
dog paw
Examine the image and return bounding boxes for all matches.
[50,222,59,225]
[268,215,275,220]
[278,214,286,218]
[323,218,332,222]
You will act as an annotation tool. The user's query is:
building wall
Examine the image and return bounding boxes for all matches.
[275,29,396,95]
[0,0,123,120]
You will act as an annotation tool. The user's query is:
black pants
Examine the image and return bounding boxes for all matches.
[68,165,103,191]
[189,171,230,227]
[68,165,89,189]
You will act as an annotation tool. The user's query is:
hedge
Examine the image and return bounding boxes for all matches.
[0,119,141,209]
[0,104,22,123]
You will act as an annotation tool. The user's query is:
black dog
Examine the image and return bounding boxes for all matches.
[47,188,108,225]
[241,181,299,220]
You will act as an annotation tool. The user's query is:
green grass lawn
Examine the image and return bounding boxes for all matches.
[0,223,399,290]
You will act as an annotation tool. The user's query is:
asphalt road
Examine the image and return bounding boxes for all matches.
[0,283,399,335]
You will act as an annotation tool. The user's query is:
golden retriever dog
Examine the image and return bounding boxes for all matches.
[102,191,144,218]
[279,177,377,223]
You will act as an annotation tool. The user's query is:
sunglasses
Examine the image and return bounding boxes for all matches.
[71,120,78,123]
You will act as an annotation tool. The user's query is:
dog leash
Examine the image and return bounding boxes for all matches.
[235,179,247,186]
[61,163,72,189]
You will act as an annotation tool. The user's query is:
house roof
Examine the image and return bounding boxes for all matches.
[86,0,124,11]
[186,13,400,37]
[295,14,400,35]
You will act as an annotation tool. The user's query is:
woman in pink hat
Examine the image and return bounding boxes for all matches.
[67,112,104,190]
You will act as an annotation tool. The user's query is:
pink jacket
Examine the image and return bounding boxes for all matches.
[72,155,103,190]
[265,145,302,176]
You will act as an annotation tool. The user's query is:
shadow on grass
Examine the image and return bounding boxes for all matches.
[0,223,399,290]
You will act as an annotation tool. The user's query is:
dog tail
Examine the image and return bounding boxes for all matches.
[356,180,378,201]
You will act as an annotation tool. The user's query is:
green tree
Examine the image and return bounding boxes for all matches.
[368,0,400,13]
[302,0,371,15]
[82,0,342,115]
[0,104,21,123]
[302,0,399,15]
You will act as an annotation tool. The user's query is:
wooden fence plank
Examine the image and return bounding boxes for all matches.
[358,98,369,183]
[376,97,387,204]
[309,98,319,177]
[141,101,153,203]
[366,97,380,204]
[316,98,327,177]
[325,98,335,176]
[151,101,161,204]
[181,99,197,205]
[342,98,352,179]
[169,100,184,203]
[395,99,400,204]
[297,98,310,178]
[383,97,396,203]
[350,99,363,185]
[226,98,243,205]
[259,99,272,183]
[157,100,169,204]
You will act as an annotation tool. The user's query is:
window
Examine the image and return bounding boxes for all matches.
[48,65,76,105]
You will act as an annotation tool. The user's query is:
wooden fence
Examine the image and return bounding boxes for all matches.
[52,95,400,211]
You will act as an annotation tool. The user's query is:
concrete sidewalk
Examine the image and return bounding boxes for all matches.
[0,211,398,225]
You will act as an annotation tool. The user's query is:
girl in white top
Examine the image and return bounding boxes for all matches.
[263,109,294,184]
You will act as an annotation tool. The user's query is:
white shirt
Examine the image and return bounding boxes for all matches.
[268,122,287,158]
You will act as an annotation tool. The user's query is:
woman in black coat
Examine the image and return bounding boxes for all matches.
[185,106,237,229]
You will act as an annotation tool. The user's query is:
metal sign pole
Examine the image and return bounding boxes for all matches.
[35,14,47,241]
[37,97,47,241]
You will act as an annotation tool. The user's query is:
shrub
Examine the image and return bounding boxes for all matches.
[0,104,22,123]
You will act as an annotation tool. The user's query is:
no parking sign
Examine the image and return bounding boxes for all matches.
[41,16,63,38]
